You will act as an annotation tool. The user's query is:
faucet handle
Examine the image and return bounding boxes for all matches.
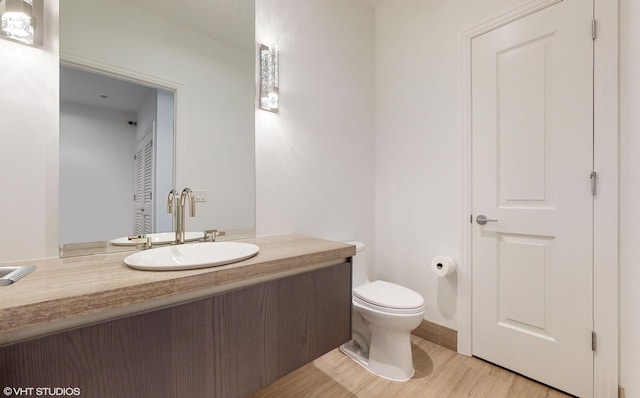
[203,229,226,242]
[167,189,178,214]
[181,188,196,217]
[128,235,152,249]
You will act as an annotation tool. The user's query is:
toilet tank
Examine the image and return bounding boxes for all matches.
[345,241,369,288]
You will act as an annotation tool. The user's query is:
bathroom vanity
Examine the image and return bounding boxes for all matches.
[0,235,354,398]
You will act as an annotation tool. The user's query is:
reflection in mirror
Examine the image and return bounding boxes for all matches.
[59,66,175,246]
[58,0,256,257]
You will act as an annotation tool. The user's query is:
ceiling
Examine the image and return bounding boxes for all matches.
[60,66,155,114]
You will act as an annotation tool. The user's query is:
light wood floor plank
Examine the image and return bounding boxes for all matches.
[250,335,573,398]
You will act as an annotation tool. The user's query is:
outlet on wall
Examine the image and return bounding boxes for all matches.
[193,190,207,202]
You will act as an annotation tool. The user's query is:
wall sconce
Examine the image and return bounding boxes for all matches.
[0,0,43,45]
[259,44,279,113]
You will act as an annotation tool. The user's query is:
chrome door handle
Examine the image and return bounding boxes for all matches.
[476,215,498,225]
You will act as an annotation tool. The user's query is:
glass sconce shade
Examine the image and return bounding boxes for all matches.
[1,11,33,43]
[259,44,279,112]
[0,0,40,45]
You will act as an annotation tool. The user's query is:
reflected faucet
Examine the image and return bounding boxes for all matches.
[167,189,179,235]
[176,188,196,244]
[167,189,178,214]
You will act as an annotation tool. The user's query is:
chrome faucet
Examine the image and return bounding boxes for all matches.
[176,188,195,244]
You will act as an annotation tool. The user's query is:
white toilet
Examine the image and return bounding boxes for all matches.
[340,241,425,381]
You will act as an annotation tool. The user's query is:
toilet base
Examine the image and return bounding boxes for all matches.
[340,339,415,382]
[340,340,369,367]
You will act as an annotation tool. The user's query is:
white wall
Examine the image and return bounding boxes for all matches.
[374,0,520,330]
[619,0,639,395]
[60,0,255,236]
[0,1,59,260]
[135,90,157,144]
[59,102,136,243]
[155,90,175,233]
[255,0,376,262]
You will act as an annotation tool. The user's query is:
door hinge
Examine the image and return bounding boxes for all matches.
[592,331,597,351]
[590,171,598,196]
[592,19,597,40]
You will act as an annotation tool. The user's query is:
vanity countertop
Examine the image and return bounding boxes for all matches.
[0,234,355,345]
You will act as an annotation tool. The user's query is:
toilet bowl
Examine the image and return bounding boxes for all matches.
[340,242,425,381]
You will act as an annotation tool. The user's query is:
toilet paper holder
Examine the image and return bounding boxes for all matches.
[431,256,456,277]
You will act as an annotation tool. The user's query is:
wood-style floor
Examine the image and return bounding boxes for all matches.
[251,335,572,398]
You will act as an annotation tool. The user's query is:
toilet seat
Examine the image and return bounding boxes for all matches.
[353,280,424,315]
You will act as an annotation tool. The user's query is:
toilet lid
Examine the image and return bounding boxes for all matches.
[353,280,424,310]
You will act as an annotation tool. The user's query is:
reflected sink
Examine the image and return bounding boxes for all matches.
[124,242,260,271]
[110,232,203,246]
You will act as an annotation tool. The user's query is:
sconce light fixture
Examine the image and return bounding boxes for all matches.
[259,44,279,112]
[0,0,42,45]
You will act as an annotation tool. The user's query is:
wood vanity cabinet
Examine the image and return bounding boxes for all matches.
[0,262,351,398]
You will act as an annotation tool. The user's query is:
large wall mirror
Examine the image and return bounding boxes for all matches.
[59,0,256,256]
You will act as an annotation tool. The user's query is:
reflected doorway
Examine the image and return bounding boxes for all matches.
[59,65,175,245]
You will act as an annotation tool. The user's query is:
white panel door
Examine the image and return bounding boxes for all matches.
[471,1,593,397]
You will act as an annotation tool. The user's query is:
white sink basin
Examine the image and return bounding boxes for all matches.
[110,232,203,246]
[124,242,260,271]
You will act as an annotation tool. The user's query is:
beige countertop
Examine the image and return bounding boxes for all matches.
[0,234,355,346]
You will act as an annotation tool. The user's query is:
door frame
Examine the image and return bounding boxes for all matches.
[459,0,619,396]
